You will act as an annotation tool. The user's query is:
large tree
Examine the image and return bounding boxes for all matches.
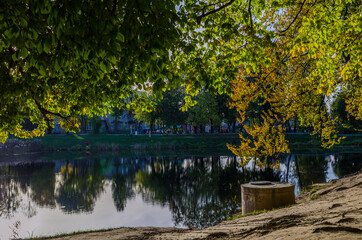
[178,0,361,162]
[157,87,188,131]
[0,0,185,141]
[187,91,221,133]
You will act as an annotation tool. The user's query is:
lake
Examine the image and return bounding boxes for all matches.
[0,152,360,239]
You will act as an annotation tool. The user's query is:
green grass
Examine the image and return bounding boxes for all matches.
[310,184,332,193]
[298,183,332,197]
[227,209,268,220]
[32,134,240,152]
[227,204,296,221]
[24,228,118,239]
[310,194,319,200]
[286,134,361,150]
[5,133,361,154]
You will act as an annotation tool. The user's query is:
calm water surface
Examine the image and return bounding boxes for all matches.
[0,152,360,239]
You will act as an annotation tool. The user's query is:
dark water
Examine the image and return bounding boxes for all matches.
[0,152,360,239]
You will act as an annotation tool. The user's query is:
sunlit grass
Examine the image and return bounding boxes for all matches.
[24,228,119,240]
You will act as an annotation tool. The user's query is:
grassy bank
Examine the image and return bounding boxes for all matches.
[36,134,240,151]
[286,134,362,151]
[24,228,118,240]
[2,133,361,154]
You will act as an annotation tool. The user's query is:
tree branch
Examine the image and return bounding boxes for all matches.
[196,0,236,24]
[31,92,70,133]
[111,0,117,15]
[33,97,54,133]
[248,0,253,31]
[279,0,307,34]
[202,1,224,11]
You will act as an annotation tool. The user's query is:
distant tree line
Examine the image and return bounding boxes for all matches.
[133,87,238,134]
[133,87,361,135]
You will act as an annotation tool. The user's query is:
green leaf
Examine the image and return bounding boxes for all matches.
[21,48,29,58]
[12,52,18,61]
[116,33,125,42]
[4,30,12,39]
[38,66,46,76]
[83,50,90,60]
[20,18,28,27]
[36,42,43,53]
[32,30,39,40]
[43,41,51,53]
[55,27,61,38]
[100,62,106,72]
[54,59,61,71]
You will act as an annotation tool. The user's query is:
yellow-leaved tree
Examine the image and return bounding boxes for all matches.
[180,0,361,167]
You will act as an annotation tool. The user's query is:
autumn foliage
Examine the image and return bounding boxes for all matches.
[217,0,362,164]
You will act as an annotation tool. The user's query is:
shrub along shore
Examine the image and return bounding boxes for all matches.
[0,133,361,155]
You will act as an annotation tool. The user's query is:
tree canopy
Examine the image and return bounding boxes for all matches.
[1,0,361,147]
[0,0,185,141]
[187,91,221,132]
[179,0,361,160]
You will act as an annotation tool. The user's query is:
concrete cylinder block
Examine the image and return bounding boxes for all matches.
[241,181,295,215]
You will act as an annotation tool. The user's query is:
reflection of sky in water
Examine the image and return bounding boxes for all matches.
[0,153,360,239]
[0,182,175,239]
[325,155,338,182]
[278,156,301,196]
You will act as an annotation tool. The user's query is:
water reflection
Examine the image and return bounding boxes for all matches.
[0,153,360,238]
[134,156,243,228]
[57,160,105,213]
[0,166,22,219]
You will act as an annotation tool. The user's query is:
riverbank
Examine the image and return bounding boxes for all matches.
[1,133,361,154]
[40,170,362,240]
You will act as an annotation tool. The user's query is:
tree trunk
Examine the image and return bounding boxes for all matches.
[227,123,232,132]
[151,120,155,132]
[114,117,118,133]
[210,119,214,133]
[287,121,291,132]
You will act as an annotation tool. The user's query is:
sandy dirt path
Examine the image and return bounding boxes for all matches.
[49,171,362,240]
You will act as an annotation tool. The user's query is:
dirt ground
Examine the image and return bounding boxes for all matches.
[49,171,362,240]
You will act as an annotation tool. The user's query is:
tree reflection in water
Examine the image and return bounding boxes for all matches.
[0,153,360,228]
[56,159,105,213]
[0,166,21,218]
[112,158,135,211]
[333,153,361,178]
[0,162,55,218]
[133,156,281,228]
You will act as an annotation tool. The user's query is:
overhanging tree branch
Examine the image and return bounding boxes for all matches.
[279,0,307,34]
[196,0,236,24]
[248,0,253,31]
[31,91,70,133]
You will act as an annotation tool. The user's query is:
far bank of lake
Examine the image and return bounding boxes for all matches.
[1,133,361,154]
